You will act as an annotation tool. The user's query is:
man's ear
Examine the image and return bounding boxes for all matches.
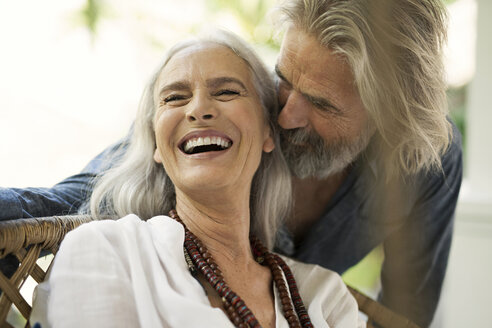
[153,148,163,163]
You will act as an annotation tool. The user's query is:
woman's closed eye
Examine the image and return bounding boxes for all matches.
[162,94,189,105]
[214,89,241,101]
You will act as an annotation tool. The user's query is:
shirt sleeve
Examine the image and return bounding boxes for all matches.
[0,137,128,221]
[45,221,139,328]
[380,124,463,327]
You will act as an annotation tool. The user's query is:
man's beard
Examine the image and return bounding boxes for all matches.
[280,127,372,179]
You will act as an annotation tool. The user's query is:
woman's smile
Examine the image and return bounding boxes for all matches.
[179,129,233,156]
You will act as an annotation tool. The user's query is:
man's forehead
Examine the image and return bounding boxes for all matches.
[278,29,357,100]
[283,33,351,80]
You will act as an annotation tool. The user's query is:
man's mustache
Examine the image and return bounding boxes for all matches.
[280,128,326,152]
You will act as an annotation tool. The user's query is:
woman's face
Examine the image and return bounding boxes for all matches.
[153,44,274,194]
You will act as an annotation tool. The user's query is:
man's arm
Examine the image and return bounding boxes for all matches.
[380,124,463,327]
[0,138,128,221]
[0,137,128,280]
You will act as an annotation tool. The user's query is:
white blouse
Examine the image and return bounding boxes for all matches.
[31,214,365,328]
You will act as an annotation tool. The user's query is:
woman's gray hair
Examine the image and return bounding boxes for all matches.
[85,30,291,249]
[276,0,452,179]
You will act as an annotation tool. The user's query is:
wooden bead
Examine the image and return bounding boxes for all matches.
[281,296,291,305]
[279,290,290,299]
[233,315,243,326]
[284,309,295,318]
[273,271,284,281]
[278,284,288,293]
[287,315,299,324]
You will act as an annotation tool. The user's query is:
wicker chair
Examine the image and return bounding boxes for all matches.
[0,215,421,328]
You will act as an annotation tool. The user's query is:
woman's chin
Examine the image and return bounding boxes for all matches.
[176,170,236,192]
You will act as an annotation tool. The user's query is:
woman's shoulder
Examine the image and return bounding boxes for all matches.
[64,214,175,240]
[59,214,182,257]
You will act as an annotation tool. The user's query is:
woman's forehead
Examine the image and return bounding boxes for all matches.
[157,43,253,88]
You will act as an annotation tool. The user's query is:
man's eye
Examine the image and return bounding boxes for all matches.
[312,101,327,110]
[313,102,340,116]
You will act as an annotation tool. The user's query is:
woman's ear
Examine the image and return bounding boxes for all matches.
[262,127,275,153]
[153,148,163,163]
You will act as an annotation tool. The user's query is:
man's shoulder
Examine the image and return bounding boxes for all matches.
[417,120,463,192]
[441,120,463,171]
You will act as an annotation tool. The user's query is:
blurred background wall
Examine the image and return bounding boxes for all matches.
[0,0,489,326]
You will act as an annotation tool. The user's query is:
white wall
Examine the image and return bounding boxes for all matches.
[432,200,492,327]
[431,0,492,326]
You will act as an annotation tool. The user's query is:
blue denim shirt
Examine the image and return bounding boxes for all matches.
[0,125,462,327]
[275,125,462,327]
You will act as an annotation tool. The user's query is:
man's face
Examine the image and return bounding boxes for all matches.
[276,26,374,179]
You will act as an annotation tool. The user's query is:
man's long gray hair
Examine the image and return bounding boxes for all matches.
[83,30,292,249]
[277,0,452,179]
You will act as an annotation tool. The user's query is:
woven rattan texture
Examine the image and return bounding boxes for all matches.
[0,216,97,327]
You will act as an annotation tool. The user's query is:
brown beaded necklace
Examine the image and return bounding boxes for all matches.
[169,209,313,328]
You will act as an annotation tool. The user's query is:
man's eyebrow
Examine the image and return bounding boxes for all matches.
[275,65,290,85]
[158,81,191,97]
[206,77,247,90]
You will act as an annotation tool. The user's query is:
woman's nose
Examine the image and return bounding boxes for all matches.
[186,95,218,122]
[277,90,310,129]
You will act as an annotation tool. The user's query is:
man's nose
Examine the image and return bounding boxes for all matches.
[277,90,309,129]
[186,95,218,122]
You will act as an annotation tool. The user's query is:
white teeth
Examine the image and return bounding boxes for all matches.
[183,136,232,154]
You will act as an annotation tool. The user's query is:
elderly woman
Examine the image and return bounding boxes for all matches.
[31,30,363,328]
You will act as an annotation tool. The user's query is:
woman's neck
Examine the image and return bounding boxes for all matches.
[174,189,255,268]
[173,188,276,328]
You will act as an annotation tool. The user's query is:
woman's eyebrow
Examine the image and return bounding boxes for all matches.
[206,77,247,90]
[158,81,190,97]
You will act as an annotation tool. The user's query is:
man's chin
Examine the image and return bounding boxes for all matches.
[283,142,365,180]
[287,159,347,180]
[280,126,372,180]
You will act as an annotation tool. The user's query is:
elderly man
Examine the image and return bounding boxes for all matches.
[0,0,461,326]
[271,1,462,327]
